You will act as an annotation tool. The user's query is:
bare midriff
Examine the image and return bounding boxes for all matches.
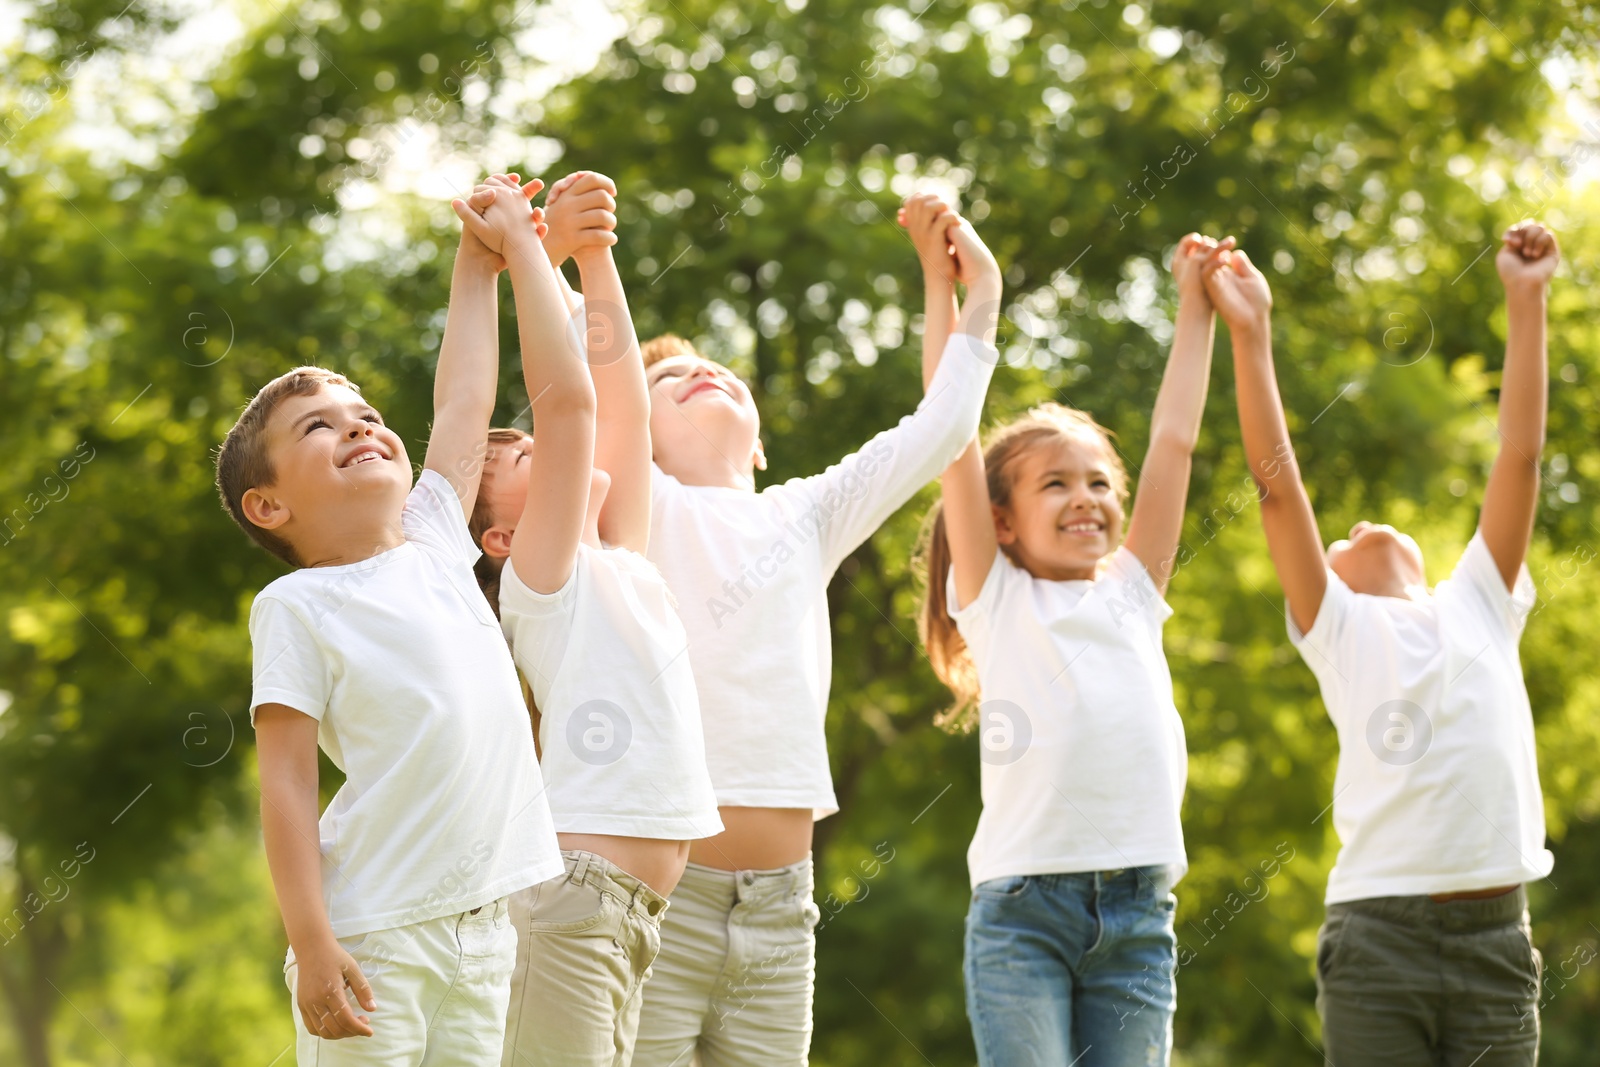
[687,807,815,872]
[1428,884,1519,904]
[557,833,692,898]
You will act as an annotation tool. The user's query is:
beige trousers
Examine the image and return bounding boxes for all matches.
[285,898,515,1066]
[502,850,669,1067]
[631,858,819,1067]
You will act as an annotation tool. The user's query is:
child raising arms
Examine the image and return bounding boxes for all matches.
[922,233,1231,1067]
[221,174,563,1063]
[628,194,1003,1067]
[459,172,723,1067]
[1211,223,1558,1066]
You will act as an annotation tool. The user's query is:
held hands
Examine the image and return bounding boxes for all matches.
[899,192,961,285]
[947,216,1002,293]
[451,172,545,264]
[1201,240,1272,336]
[1496,220,1559,294]
[295,938,377,1040]
[542,171,620,267]
[1171,233,1228,311]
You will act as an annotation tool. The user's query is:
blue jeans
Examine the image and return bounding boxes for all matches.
[965,866,1179,1067]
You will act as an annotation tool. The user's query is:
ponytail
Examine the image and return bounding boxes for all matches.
[917,501,981,730]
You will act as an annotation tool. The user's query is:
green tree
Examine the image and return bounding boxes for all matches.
[3,0,1600,1062]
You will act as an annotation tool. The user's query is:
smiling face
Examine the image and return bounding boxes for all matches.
[240,383,411,561]
[1326,521,1427,597]
[995,432,1126,581]
[646,354,763,487]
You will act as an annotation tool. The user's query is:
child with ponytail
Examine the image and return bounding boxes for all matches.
[921,233,1234,1067]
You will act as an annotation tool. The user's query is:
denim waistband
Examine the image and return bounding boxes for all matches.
[563,849,669,919]
[1328,886,1527,933]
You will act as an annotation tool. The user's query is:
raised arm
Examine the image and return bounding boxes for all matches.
[1123,235,1223,593]
[547,172,652,553]
[899,194,997,604]
[464,175,597,594]
[807,212,1002,577]
[257,704,376,1040]
[426,174,539,518]
[1481,221,1559,589]
[899,192,960,388]
[1204,246,1327,635]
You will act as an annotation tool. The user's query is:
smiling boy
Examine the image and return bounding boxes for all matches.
[215,177,563,1064]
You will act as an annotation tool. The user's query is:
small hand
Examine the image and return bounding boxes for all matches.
[452,174,546,270]
[947,215,1002,292]
[542,170,619,266]
[1201,242,1271,334]
[1171,232,1223,309]
[464,173,543,257]
[295,940,377,1040]
[1496,220,1559,292]
[899,192,960,285]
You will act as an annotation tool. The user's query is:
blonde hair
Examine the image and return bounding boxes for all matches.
[216,366,358,567]
[467,427,532,616]
[917,403,1128,729]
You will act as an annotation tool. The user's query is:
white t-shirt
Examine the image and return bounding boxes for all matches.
[249,470,563,939]
[1290,530,1552,904]
[648,332,998,814]
[498,543,723,840]
[950,548,1188,889]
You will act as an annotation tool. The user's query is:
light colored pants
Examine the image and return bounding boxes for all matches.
[502,850,670,1067]
[285,898,516,1066]
[632,857,819,1067]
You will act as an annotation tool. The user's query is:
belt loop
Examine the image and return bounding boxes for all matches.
[572,850,592,888]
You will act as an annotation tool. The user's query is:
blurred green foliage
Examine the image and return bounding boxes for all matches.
[3,0,1600,1063]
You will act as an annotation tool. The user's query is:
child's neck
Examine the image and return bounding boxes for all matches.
[294,513,407,568]
[660,453,756,492]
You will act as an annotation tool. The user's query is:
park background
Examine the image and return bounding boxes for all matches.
[4,0,1600,1062]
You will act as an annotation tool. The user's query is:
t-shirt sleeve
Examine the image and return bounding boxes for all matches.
[1448,529,1536,641]
[1286,569,1356,699]
[402,469,482,567]
[249,595,331,725]
[796,333,999,577]
[497,554,579,701]
[1100,548,1175,636]
[947,549,1010,653]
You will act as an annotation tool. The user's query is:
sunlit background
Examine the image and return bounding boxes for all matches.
[4,0,1600,1063]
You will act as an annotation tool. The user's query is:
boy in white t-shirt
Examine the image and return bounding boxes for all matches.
[216,175,564,1064]
[459,170,723,1066]
[625,195,1002,1067]
[1210,221,1559,1066]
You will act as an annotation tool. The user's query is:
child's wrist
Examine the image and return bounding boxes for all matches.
[1227,313,1272,345]
[964,275,1002,304]
[572,244,614,269]
[1503,280,1549,307]
[455,245,500,276]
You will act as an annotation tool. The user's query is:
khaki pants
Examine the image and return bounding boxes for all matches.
[285,899,515,1066]
[632,858,819,1067]
[502,850,669,1067]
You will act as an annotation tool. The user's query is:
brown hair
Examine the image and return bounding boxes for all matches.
[640,333,700,369]
[917,402,1128,729]
[467,427,532,617]
[216,366,359,567]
